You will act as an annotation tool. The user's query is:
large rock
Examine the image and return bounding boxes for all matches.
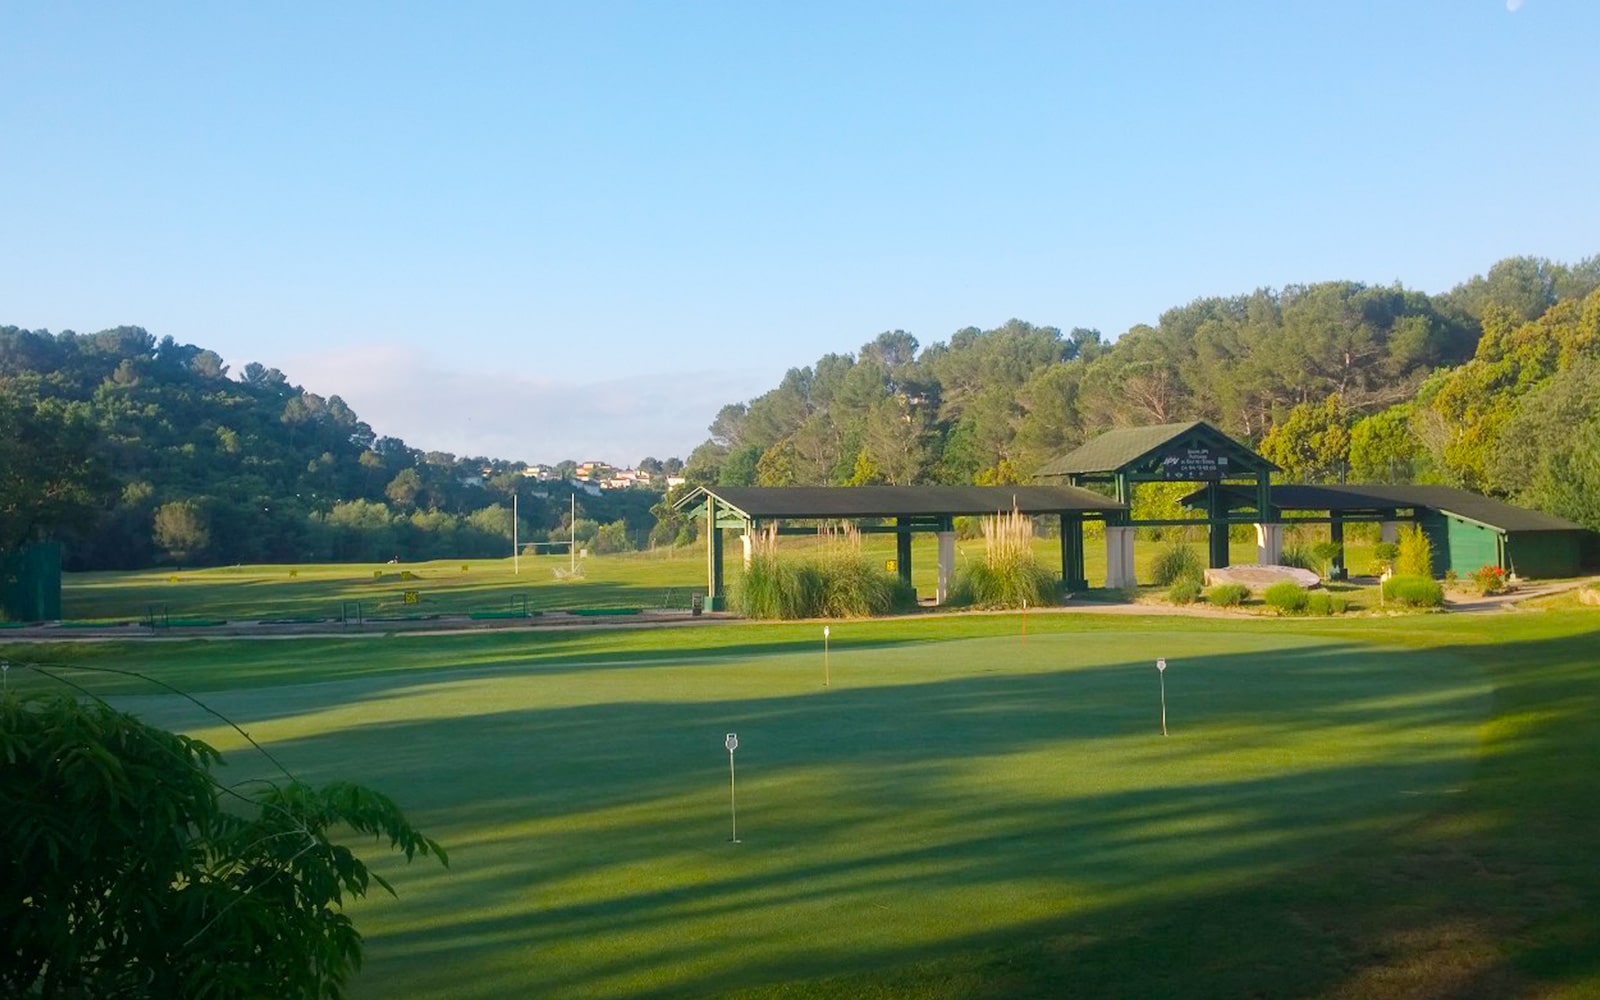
[1204,565,1321,592]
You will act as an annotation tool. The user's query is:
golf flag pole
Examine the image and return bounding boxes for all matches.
[1157,658,1168,736]
[725,733,740,843]
[823,625,831,687]
[1021,599,1027,646]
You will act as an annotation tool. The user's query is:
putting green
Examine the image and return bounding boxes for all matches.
[115,624,1490,999]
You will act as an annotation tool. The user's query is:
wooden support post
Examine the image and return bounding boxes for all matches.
[896,527,913,587]
[1059,512,1086,591]
[1206,482,1230,569]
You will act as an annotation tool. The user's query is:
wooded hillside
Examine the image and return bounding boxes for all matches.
[684,255,1600,532]
[0,328,658,569]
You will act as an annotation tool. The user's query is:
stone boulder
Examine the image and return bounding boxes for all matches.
[1204,564,1322,592]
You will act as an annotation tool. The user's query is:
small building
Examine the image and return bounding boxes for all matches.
[1187,483,1593,579]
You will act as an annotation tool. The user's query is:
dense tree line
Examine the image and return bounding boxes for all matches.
[0,327,662,569]
[6,255,1598,571]
[684,255,1600,531]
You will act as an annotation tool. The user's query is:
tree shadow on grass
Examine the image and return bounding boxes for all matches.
[148,634,1515,1000]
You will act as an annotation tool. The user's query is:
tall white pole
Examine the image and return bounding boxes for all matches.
[570,493,577,575]
[513,493,519,576]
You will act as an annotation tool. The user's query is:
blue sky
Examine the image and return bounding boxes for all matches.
[3,1,1595,465]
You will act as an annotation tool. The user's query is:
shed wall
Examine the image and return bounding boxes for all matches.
[1506,532,1584,578]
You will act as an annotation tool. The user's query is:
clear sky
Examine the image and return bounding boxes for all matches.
[3,1,1595,465]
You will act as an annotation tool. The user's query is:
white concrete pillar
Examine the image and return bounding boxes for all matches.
[741,531,753,570]
[1105,526,1137,589]
[1380,521,1398,544]
[1255,523,1284,565]
[936,531,955,604]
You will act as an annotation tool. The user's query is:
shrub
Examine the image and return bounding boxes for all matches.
[1396,524,1434,578]
[1264,581,1309,614]
[1383,574,1444,608]
[1150,544,1205,586]
[1168,578,1202,605]
[1311,541,1344,577]
[1371,542,1400,573]
[1305,591,1346,615]
[1205,583,1250,607]
[1278,544,1317,572]
[1470,564,1509,596]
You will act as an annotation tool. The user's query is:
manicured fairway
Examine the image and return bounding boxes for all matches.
[82,616,1496,999]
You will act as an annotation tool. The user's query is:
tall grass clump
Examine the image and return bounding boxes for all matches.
[1278,543,1318,572]
[731,527,913,619]
[1150,543,1205,586]
[949,508,1058,609]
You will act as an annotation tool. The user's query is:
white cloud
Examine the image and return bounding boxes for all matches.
[279,344,770,465]
[1506,0,1524,10]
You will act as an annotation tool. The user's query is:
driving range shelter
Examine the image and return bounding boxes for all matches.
[673,485,1126,610]
[1187,482,1592,579]
[1034,420,1279,586]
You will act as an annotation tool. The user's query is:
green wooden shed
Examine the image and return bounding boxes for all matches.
[1181,482,1593,579]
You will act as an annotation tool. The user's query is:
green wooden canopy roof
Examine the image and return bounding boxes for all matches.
[1183,483,1586,533]
[1035,420,1278,482]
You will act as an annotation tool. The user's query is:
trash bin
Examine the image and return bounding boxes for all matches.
[691,594,704,616]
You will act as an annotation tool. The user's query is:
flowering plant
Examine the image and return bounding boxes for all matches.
[1469,564,1509,596]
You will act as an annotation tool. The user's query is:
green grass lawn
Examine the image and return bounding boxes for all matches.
[10,605,1599,999]
[58,528,1381,624]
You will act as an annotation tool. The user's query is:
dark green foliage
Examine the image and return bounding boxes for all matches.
[0,384,110,553]
[1205,582,1251,606]
[1168,578,1202,605]
[1263,581,1310,614]
[1150,544,1205,586]
[0,689,446,1000]
[732,551,914,619]
[1383,574,1444,607]
[0,326,668,569]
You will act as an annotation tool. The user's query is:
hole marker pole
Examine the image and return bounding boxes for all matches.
[1021,599,1027,646]
[823,625,831,687]
[1157,658,1168,736]
[725,733,740,843]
